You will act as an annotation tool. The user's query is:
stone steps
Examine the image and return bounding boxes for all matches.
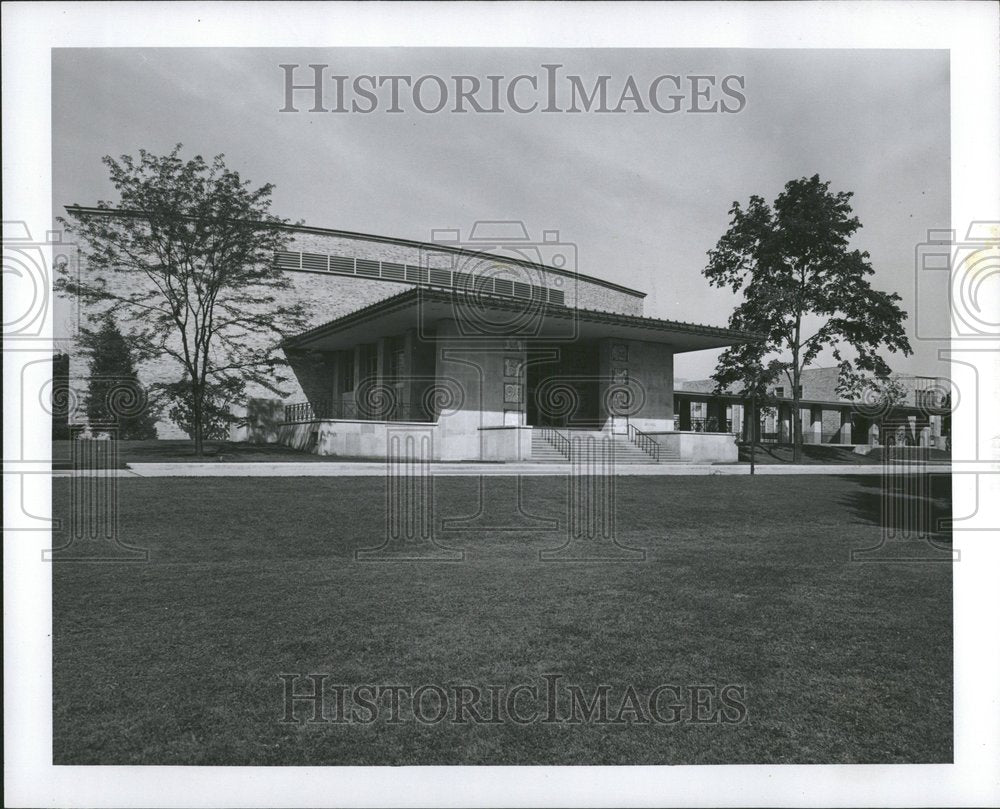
[529,430,685,464]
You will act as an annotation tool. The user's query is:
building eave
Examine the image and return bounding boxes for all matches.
[283,287,762,354]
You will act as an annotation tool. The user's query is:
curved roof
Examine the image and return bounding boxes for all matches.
[63,206,646,298]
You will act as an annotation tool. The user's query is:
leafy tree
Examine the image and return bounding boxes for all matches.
[837,369,908,414]
[57,146,309,455]
[162,379,236,441]
[51,352,73,440]
[704,175,912,462]
[81,316,159,439]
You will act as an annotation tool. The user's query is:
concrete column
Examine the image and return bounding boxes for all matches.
[377,337,395,420]
[840,409,852,444]
[352,344,365,419]
[433,318,491,460]
[869,422,880,446]
[711,400,728,432]
[599,339,673,433]
[401,329,417,419]
[376,337,390,384]
[353,345,364,389]
[502,339,527,426]
[811,406,823,444]
[632,341,674,432]
[780,404,792,443]
[330,353,341,401]
[920,426,931,447]
[678,398,691,431]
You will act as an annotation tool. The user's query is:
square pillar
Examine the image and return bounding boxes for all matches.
[501,339,527,426]
[355,344,372,419]
[330,353,341,401]
[353,344,364,390]
[810,406,823,444]
[599,338,674,433]
[677,398,691,431]
[710,400,727,432]
[376,337,394,419]
[401,329,417,420]
[376,337,390,383]
[840,409,853,444]
[780,404,792,443]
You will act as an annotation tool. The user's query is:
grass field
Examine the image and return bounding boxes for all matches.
[52,474,953,765]
[52,439,329,468]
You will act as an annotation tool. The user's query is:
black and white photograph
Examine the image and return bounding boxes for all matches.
[3,2,999,807]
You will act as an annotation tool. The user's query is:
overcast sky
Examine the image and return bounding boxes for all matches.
[52,47,950,380]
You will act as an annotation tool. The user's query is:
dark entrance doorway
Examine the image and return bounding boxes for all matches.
[525,342,601,428]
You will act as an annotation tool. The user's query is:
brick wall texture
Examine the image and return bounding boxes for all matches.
[65,224,646,438]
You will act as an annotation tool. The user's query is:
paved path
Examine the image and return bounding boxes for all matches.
[53,462,956,477]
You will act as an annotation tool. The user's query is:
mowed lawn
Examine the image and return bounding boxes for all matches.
[52,474,952,765]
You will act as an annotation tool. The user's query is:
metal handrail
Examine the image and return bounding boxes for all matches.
[627,424,661,461]
[540,426,572,460]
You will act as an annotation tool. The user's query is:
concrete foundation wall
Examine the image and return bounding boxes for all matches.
[479,426,533,462]
[279,419,438,458]
[276,420,535,462]
[648,431,739,463]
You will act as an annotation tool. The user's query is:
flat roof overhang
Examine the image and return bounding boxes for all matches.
[284,288,761,354]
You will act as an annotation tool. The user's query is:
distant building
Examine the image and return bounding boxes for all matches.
[675,366,950,450]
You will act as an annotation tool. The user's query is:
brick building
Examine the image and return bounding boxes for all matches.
[64,211,757,462]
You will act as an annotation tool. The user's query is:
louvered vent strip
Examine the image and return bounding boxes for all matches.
[275,251,568,306]
[356,259,380,277]
[301,252,328,271]
[381,261,405,280]
[329,255,355,274]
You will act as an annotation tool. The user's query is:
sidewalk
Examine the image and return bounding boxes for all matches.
[53,461,956,477]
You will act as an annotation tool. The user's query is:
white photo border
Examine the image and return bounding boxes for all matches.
[3,1,998,807]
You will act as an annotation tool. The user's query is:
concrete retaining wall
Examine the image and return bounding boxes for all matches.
[648,431,739,463]
[478,426,533,462]
[278,419,438,459]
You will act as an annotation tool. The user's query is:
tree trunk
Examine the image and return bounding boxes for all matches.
[192,384,204,457]
[791,362,802,463]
